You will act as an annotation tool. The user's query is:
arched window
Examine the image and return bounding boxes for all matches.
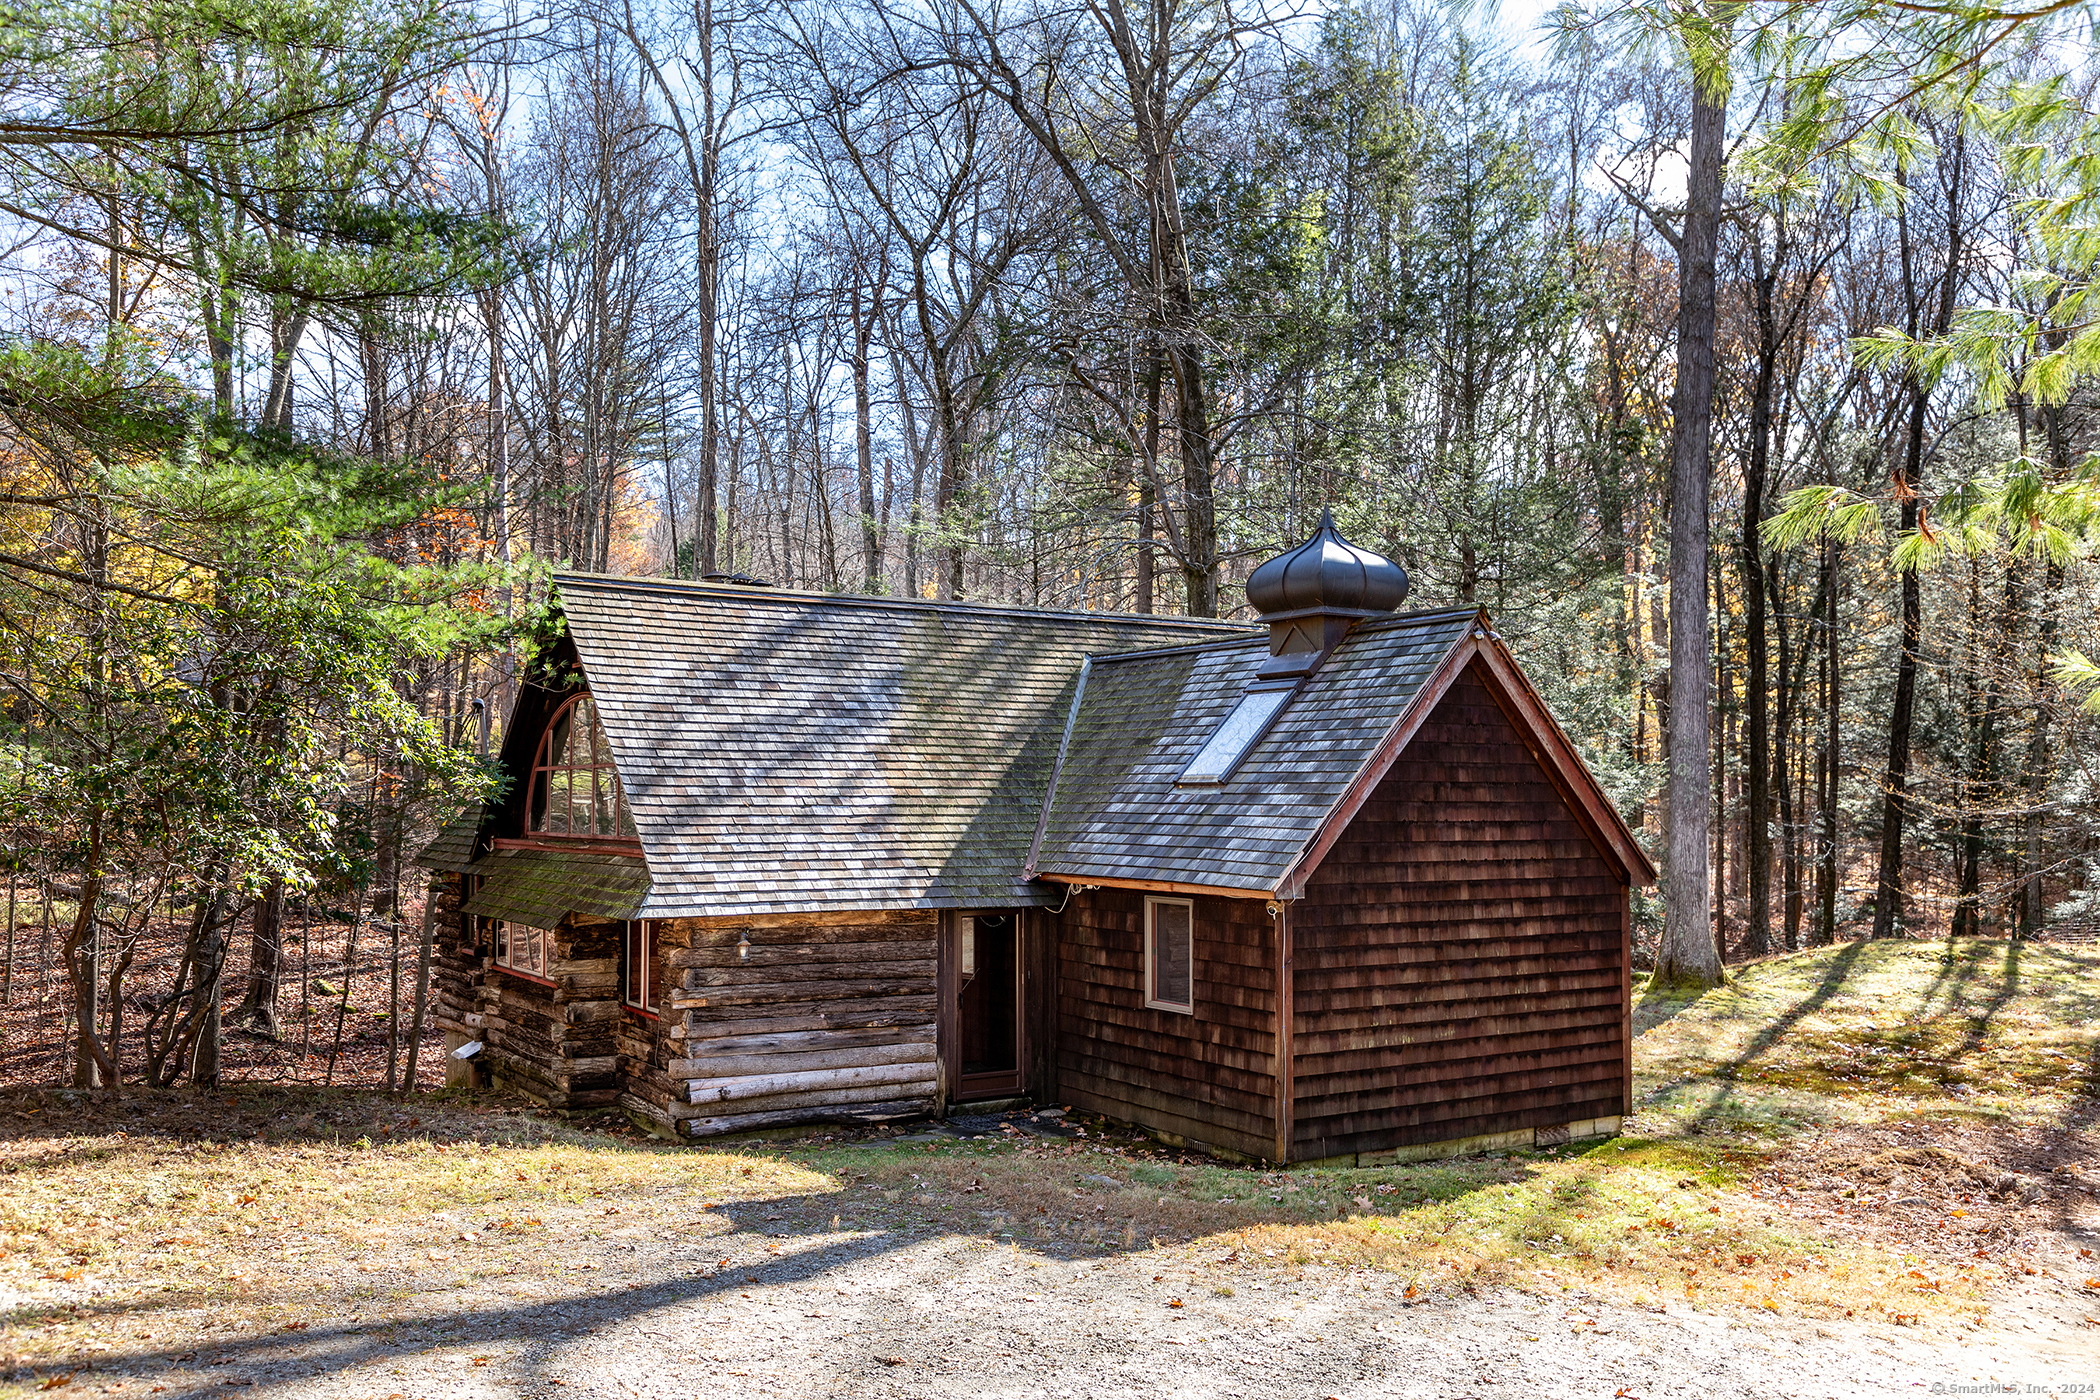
[530,694,636,839]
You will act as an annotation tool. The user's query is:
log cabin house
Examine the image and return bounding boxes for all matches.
[417,514,1655,1165]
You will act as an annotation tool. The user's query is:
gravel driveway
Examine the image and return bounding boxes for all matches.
[44,1195,2089,1400]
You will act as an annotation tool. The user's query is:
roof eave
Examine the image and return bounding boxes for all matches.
[1033,872,1276,901]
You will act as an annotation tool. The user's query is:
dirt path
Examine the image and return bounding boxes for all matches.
[27,1195,2088,1400]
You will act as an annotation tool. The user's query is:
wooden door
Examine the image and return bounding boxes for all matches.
[954,911,1025,1100]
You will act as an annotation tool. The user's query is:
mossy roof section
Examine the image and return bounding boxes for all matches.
[1031,609,1478,892]
[551,573,1251,918]
[412,804,485,874]
[462,846,651,927]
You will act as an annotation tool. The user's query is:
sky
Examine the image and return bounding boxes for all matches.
[1479,0,1566,64]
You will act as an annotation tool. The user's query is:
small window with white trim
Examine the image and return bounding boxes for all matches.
[622,920,659,1016]
[1144,897,1194,1014]
[492,919,551,980]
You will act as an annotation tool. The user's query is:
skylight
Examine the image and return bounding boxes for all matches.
[1178,686,1294,785]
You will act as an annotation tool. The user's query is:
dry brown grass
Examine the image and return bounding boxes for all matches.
[797,1132,1991,1326]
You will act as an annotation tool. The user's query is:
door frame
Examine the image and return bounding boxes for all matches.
[939,908,1034,1105]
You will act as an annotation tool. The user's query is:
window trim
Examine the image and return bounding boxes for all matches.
[1143,896,1195,1015]
[489,917,555,985]
[622,920,660,1019]
[528,693,636,841]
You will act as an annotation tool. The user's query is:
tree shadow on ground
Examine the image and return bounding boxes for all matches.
[10,1192,952,1396]
[1946,939,2022,1063]
[0,1090,1289,1392]
[1674,938,1868,1130]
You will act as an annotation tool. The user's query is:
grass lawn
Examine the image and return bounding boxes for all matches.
[1,937,2095,1391]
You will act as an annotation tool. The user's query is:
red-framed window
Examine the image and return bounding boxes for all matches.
[491,918,553,981]
[622,920,660,1016]
[530,694,636,839]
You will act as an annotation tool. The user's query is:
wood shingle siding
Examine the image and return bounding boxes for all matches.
[1055,889,1279,1161]
[660,910,940,1136]
[1289,664,1630,1161]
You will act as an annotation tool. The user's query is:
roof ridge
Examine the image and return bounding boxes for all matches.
[554,571,1259,632]
[1085,605,1481,665]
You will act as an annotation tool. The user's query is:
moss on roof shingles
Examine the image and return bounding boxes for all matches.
[555,575,1249,918]
[462,847,652,927]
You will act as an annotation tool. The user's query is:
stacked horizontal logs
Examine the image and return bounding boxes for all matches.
[426,877,622,1109]
[613,922,684,1133]
[660,909,939,1136]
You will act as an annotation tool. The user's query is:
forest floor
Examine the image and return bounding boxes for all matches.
[0,936,2094,1399]
[0,892,446,1094]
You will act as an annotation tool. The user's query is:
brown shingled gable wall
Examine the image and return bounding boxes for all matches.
[1289,661,1630,1160]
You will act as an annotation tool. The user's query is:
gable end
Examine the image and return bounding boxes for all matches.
[1278,638,1654,897]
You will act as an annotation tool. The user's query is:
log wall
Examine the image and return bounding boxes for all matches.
[661,909,939,1137]
[609,921,683,1133]
[426,876,623,1109]
[1054,888,1278,1161]
[1291,662,1630,1160]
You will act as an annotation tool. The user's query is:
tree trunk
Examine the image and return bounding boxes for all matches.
[261,305,311,430]
[401,881,438,1095]
[1774,560,1821,954]
[184,887,235,1089]
[1738,232,1778,959]
[1138,346,1162,614]
[854,282,880,593]
[1654,56,1726,989]
[696,0,721,577]
[1873,134,1965,941]
[3,853,15,1006]
[237,876,285,1037]
[1817,536,1841,946]
[2020,403,2071,936]
[66,865,110,1089]
[1170,348,1219,616]
[1952,558,1989,940]
[2020,558,2061,937]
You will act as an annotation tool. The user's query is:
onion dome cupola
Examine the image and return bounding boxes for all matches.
[1246,508,1409,677]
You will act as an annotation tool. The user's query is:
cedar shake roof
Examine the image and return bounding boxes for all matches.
[1029,609,1481,893]
[412,804,486,874]
[553,574,1250,918]
[463,846,652,926]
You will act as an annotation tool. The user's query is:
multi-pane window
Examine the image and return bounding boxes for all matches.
[491,919,551,979]
[530,694,637,839]
[622,920,659,1016]
[1144,897,1194,1014]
